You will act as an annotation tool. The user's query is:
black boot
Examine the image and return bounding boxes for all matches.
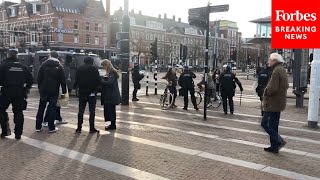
[105,121,116,130]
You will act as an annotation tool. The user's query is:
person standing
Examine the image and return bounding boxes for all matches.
[101,59,121,130]
[0,49,33,139]
[132,63,144,101]
[219,66,243,114]
[178,66,199,111]
[256,63,271,116]
[74,57,101,133]
[212,68,221,93]
[35,51,67,133]
[162,68,178,107]
[261,53,289,153]
[197,72,215,104]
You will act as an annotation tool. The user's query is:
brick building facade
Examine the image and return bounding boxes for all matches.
[111,8,230,68]
[0,0,115,58]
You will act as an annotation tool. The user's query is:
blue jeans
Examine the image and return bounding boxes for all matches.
[261,112,284,149]
[36,95,58,131]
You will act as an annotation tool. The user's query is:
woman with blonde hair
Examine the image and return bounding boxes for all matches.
[101,59,120,130]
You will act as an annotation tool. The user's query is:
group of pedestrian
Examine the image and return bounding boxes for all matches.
[0,49,290,155]
[0,50,121,140]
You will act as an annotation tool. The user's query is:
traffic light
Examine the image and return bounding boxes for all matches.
[150,38,158,60]
[179,44,187,62]
[183,45,188,62]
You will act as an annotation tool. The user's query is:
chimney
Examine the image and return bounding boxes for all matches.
[105,0,110,16]
[131,9,134,14]
[158,14,161,19]
[172,15,175,21]
[164,13,167,19]
[178,18,181,23]
[139,10,142,15]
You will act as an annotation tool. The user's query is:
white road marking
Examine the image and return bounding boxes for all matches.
[6,135,169,180]
[26,105,320,145]
[20,115,320,180]
[136,101,306,125]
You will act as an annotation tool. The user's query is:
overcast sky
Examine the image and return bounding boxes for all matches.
[108,0,271,38]
[12,0,271,38]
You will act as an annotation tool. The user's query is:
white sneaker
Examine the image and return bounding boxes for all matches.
[42,122,48,127]
[49,128,59,133]
[35,129,42,132]
[55,119,68,124]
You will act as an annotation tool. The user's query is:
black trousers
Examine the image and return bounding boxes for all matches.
[221,92,234,113]
[168,86,177,105]
[104,103,116,125]
[0,95,25,136]
[183,88,197,108]
[43,107,62,123]
[78,96,97,130]
[133,89,138,99]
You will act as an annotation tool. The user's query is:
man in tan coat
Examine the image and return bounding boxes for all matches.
[261,53,289,153]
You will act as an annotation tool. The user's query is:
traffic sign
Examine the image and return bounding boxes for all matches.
[189,4,229,14]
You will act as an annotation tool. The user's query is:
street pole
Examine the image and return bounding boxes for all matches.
[204,4,210,120]
[307,49,320,129]
[120,0,130,105]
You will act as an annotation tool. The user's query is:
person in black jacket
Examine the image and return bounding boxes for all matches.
[74,57,101,133]
[0,49,33,139]
[35,51,67,133]
[162,68,178,107]
[101,59,121,130]
[178,66,199,111]
[256,63,271,116]
[219,66,243,114]
[212,68,221,93]
[132,63,144,101]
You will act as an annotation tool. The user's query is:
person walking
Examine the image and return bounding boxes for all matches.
[178,66,199,111]
[256,63,271,116]
[219,66,243,114]
[132,63,144,101]
[74,57,101,133]
[35,51,67,133]
[101,59,121,130]
[0,49,33,139]
[162,68,178,107]
[261,53,289,153]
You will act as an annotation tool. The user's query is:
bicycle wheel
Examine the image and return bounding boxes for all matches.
[195,91,202,106]
[210,94,222,108]
[160,93,173,110]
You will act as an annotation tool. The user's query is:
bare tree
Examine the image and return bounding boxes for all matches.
[131,35,146,63]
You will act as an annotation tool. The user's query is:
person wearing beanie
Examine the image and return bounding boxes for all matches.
[219,65,243,114]
[73,56,101,133]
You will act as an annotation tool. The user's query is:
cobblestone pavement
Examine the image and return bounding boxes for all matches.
[1,87,320,180]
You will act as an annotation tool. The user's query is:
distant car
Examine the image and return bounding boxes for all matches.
[175,64,183,69]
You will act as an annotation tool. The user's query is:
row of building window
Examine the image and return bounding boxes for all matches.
[4,4,50,20]
[74,21,100,32]
[1,32,52,44]
[73,35,100,45]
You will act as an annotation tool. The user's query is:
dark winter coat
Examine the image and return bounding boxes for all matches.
[219,71,243,96]
[262,63,289,112]
[178,70,196,89]
[132,67,144,89]
[73,64,101,97]
[256,68,271,97]
[37,58,67,97]
[101,71,121,105]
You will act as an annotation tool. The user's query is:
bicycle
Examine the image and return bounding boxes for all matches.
[159,84,174,110]
[195,86,222,108]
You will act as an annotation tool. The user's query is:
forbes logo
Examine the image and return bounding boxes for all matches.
[275,10,317,21]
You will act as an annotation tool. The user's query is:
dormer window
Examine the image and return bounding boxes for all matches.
[9,7,16,17]
[32,4,41,14]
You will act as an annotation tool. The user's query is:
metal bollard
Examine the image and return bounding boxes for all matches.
[247,69,249,80]
[146,73,149,96]
[154,60,158,95]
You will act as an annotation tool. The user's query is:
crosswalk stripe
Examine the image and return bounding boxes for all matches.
[134,101,306,125]
[26,103,319,145]
[6,135,169,180]
[20,115,320,180]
